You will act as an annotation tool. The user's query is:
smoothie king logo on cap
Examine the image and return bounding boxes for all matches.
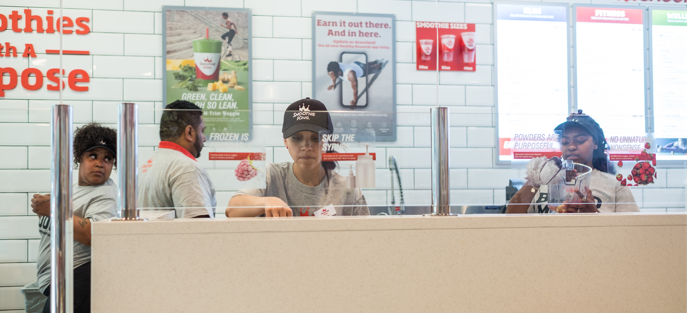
[294,104,316,120]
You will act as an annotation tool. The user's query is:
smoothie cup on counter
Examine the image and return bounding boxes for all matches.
[192,39,223,82]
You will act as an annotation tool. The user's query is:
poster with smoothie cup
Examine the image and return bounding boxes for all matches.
[415,21,476,71]
[163,7,252,142]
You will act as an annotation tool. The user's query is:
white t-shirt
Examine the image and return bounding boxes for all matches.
[138,142,216,218]
[528,169,640,213]
[235,162,369,216]
[36,179,118,293]
[338,62,363,79]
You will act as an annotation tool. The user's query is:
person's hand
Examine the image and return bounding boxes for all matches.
[350,100,356,106]
[327,84,335,90]
[31,194,51,217]
[562,188,597,213]
[262,197,292,217]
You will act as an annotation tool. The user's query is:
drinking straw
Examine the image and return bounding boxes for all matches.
[206,28,209,40]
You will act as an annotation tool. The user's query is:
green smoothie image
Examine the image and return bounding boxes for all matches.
[193,39,223,81]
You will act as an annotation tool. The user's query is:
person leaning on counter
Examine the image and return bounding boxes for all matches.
[138,100,216,218]
[32,123,119,313]
[507,111,639,214]
[226,98,369,217]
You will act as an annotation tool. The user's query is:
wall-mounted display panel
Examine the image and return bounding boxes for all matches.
[494,3,570,163]
[574,6,646,137]
[649,7,687,161]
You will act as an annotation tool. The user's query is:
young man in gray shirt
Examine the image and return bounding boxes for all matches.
[138,100,216,218]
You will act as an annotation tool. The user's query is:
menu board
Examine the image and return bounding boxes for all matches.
[574,6,646,137]
[495,3,570,162]
[650,8,687,160]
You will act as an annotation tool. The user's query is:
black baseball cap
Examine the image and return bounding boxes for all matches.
[554,110,606,144]
[282,98,333,139]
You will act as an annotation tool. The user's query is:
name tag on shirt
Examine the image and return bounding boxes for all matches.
[314,205,336,217]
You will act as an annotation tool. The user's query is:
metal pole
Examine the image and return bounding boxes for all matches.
[430,107,451,215]
[50,104,73,313]
[118,103,141,220]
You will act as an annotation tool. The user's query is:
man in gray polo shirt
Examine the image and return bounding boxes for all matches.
[138,100,216,218]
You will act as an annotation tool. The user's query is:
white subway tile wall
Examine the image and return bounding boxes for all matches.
[0,1,685,310]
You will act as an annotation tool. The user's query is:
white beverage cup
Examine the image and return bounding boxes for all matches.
[461,32,476,63]
[440,34,456,62]
[419,39,433,61]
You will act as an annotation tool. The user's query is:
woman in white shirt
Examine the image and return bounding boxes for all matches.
[507,111,640,213]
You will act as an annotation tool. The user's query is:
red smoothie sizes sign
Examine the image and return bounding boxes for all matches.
[415,21,476,71]
[0,9,91,97]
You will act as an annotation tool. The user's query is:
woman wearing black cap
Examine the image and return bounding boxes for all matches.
[507,111,639,213]
[226,98,369,217]
[31,123,119,313]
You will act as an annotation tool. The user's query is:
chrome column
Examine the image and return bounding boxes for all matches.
[430,107,451,215]
[118,103,141,220]
[50,104,73,313]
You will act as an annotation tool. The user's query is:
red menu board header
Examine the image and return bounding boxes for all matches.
[576,7,644,24]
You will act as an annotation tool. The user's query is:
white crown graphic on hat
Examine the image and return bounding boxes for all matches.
[294,103,315,120]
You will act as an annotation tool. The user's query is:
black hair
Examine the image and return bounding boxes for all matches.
[569,116,614,174]
[327,61,341,74]
[73,123,117,169]
[160,100,203,142]
[222,12,228,18]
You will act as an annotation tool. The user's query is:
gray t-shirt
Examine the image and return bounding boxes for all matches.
[235,162,369,216]
[528,169,640,213]
[36,179,118,293]
[138,145,216,218]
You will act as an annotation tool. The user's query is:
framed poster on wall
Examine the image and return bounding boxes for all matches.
[494,2,571,163]
[163,6,252,141]
[312,12,396,142]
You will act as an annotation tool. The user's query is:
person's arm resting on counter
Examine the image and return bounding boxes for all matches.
[506,184,538,214]
[226,195,293,217]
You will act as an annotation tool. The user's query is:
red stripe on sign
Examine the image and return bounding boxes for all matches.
[46,50,90,55]
[576,7,643,24]
[322,153,377,161]
[608,153,656,162]
[208,152,265,161]
[513,152,562,160]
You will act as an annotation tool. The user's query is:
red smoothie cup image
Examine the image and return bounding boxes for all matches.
[440,34,456,62]
[461,32,476,63]
[419,39,434,61]
[192,39,223,81]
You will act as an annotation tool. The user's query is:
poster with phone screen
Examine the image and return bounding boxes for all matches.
[415,22,476,71]
[312,12,396,142]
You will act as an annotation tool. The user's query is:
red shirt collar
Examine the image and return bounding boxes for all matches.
[158,141,196,161]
